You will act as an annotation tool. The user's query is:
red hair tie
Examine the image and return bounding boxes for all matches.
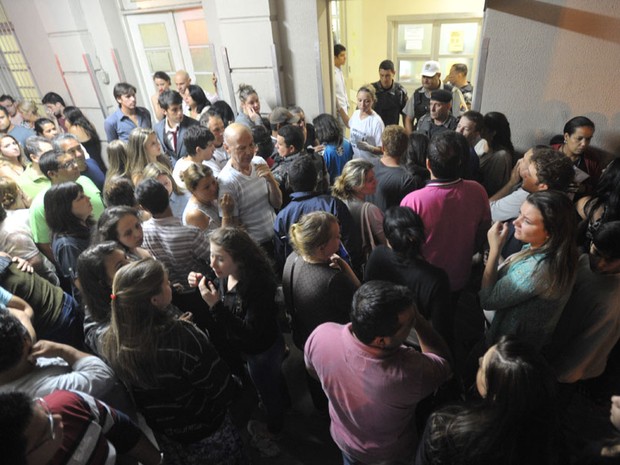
[110,293,117,300]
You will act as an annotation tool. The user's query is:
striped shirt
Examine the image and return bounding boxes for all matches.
[47,390,142,465]
[141,215,212,291]
[217,156,275,244]
[129,321,236,443]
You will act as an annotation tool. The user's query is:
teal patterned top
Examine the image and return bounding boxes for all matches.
[480,248,571,351]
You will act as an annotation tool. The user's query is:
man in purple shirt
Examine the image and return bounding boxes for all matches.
[305,281,451,465]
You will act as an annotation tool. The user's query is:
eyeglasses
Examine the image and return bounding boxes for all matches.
[37,398,55,440]
[26,398,56,456]
[58,159,78,170]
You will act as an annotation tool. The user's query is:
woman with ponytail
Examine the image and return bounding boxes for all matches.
[102,258,246,464]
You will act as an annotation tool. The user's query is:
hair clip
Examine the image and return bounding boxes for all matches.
[110,293,117,300]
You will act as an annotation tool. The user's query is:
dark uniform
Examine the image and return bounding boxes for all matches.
[372,81,408,126]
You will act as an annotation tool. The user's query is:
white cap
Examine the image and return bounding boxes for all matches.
[421,61,441,77]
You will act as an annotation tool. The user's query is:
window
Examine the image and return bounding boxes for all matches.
[393,16,482,94]
[0,3,40,101]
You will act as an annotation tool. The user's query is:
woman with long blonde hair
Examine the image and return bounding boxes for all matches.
[17,100,40,129]
[125,127,164,185]
[284,211,360,349]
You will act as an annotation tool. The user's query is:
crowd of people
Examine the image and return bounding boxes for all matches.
[0,46,619,465]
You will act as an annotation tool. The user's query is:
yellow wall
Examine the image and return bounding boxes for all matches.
[340,0,484,108]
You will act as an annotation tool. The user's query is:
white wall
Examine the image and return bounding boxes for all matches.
[273,0,325,119]
[481,0,620,155]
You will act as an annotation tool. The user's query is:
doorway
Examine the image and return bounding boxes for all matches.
[329,0,485,115]
[126,8,217,114]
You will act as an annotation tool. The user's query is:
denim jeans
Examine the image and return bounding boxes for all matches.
[42,292,85,349]
[245,333,288,433]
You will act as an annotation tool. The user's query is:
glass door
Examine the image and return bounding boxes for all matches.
[174,9,217,96]
[126,9,215,114]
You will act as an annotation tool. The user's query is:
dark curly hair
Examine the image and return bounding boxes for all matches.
[209,227,277,298]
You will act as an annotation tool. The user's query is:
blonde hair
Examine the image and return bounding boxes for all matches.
[142,161,184,195]
[102,258,170,388]
[237,83,257,103]
[332,159,374,201]
[181,163,214,192]
[17,100,39,119]
[289,211,338,258]
[126,128,161,183]
[357,84,376,103]
[0,177,29,209]
[381,125,408,156]
[106,139,129,180]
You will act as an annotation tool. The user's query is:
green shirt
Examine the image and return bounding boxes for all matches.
[30,176,104,244]
[18,164,50,200]
[0,259,64,336]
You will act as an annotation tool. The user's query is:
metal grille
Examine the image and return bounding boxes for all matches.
[0,3,40,101]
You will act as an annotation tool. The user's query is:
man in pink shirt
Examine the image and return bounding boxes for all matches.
[401,130,491,292]
[305,281,451,465]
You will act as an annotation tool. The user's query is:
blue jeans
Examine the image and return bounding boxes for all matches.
[245,333,288,433]
[41,293,85,349]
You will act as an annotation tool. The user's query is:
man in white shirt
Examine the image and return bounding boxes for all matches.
[490,147,573,222]
[0,309,131,413]
[334,44,349,130]
[218,123,282,254]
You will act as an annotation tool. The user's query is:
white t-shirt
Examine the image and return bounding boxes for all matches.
[334,66,348,113]
[217,156,275,244]
[349,110,385,161]
[204,146,230,178]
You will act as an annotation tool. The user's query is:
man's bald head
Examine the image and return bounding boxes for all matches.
[224,123,255,171]
[174,70,191,94]
[224,122,251,145]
